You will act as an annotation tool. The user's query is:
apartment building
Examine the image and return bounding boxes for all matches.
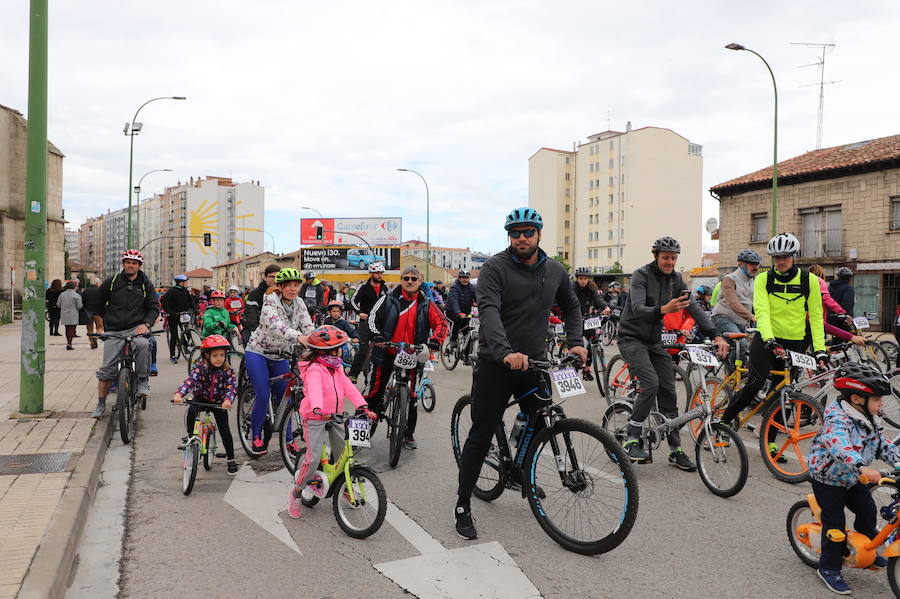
[78,215,104,277]
[529,123,703,273]
[401,240,474,272]
[64,228,80,264]
[0,104,66,298]
[102,208,129,279]
[711,133,900,329]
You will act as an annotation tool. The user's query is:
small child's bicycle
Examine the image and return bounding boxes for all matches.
[298,411,386,538]
[787,468,900,595]
[174,400,227,495]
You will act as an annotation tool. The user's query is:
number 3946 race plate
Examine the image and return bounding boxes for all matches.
[550,368,587,398]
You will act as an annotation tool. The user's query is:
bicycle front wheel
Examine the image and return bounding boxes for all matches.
[606,355,639,402]
[420,381,436,413]
[182,442,199,495]
[440,337,459,371]
[332,466,387,539]
[590,345,608,401]
[280,404,306,475]
[117,368,134,445]
[387,386,408,468]
[885,370,900,429]
[523,418,638,555]
[601,320,615,346]
[186,347,201,376]
[694,422,748,498]
[236,386,258,458]
[759,393,824,484]
[450,395,506,501]
[684,376,730,442]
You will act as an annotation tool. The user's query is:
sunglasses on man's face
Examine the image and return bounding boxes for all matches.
[509,228,538,239]
[402,276,419,282]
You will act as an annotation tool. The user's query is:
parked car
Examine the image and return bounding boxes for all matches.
[347,249,380,270]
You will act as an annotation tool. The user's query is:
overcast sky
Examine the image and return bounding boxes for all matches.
[2,1,898,257]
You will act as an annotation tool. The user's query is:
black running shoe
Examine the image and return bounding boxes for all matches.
[624,439,651,463]
[668,449,697,472]
[454,505,477,540]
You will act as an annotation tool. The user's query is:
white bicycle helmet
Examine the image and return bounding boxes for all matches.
[767,233,800,257]
[368,262,385,274]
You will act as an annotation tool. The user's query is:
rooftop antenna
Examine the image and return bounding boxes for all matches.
[790,42,839,149]
[607,110,612,131]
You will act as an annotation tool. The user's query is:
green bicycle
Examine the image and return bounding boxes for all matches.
[175,400,227,495]
[296,411,387,538]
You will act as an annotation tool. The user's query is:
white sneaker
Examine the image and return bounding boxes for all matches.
[137,379,150,398]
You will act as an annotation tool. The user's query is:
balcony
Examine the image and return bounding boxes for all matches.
[800,228,843,259]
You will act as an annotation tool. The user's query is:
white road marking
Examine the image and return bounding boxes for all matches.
[223,464,301,555]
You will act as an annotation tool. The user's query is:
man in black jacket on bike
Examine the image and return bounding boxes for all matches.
[348,262,388,383]
[160,274,197,363]
[454,207,587,541]
[616,237,728,470]
[92,249,160,418]
[445,270,477,351]
[242,264,279,346]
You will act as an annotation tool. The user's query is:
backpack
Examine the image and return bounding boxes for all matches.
[764,268,810,311]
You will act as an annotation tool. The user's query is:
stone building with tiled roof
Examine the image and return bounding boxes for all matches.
[710,133,900,329]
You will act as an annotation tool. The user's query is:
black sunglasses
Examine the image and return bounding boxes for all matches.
[402,276,419,282]
[509,228,538,239]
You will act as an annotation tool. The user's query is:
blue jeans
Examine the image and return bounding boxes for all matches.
[245,351,290,442]
[711,315,748,364]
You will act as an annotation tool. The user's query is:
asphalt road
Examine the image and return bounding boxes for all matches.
[118,351,897,599]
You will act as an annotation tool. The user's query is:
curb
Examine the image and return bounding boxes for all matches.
[17,412,115,599]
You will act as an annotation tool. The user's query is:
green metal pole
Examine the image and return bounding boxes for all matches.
[127,132,135,248]
[745,49,779,235]
[19,0,48,414]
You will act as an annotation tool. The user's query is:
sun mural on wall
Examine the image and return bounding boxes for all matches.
[189,200,218,254]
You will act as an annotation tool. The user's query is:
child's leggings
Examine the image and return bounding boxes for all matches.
[810,479,877,571]
[185,406,235,460]
[293,419,345,491]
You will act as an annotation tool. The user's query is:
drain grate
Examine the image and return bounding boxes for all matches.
[0,452,73,475]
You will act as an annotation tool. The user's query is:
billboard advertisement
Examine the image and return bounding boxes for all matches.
[301,247,401,274]
[300,217,402,246]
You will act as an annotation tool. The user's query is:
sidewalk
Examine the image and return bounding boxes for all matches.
[0,322,113,599]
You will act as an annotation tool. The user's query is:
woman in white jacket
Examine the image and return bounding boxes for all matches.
[243,268,314,456]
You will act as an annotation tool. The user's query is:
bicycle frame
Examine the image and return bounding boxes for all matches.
[314,416,367,504]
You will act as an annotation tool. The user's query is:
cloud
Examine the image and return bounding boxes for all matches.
[2,1,897,259]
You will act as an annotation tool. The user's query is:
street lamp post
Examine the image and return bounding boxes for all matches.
[397,168,430,280]
[726,43,779,235]
[263,230,276,254]
[134,168,172,249]
[124,96,186,248]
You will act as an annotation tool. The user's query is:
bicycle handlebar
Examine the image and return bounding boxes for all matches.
[171,400,228,410]
[89,329,164,340]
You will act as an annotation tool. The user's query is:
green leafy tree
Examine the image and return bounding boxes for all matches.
[607,261,623,274]
[552,254,572,273]
[77,269,88,289]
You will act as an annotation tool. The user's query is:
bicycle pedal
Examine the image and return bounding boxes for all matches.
[215,452,227,458]
[745,423,756,433]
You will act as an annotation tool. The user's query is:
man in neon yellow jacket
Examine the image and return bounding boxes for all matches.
[719,233,828,462]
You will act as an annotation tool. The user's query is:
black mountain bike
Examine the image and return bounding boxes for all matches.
[90,329,162,444]
[440,314,478,370]
[168,311,202,360]
[450,356,639,555]
[376,341,426,468]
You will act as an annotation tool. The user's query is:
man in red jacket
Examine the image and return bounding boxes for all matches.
[366,266,448,449]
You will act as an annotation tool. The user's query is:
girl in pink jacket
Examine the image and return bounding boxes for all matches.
[289,325,374,519]
[810,265,864,345]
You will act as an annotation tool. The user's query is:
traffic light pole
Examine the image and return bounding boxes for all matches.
[19,0,49,414]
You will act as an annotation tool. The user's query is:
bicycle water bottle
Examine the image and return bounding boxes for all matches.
[509,412,527,447]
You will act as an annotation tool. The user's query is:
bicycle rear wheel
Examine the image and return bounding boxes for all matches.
[450,395,506,501]
[420,381,436,413]
[885,370,900,429]
[187,347,202,375]
[694,422,748,498]
[182,441,199,495]
[280,405,306,475]
[523,418,638,555]
[440,337,459,370]
[387,386,408,468]
[759,392,823,484]
[785,499,820,568]
[606,355,639,402]
[332,466,387,539]
[600,401,632,445]
[117,368,134,445]
[236,386,258,458]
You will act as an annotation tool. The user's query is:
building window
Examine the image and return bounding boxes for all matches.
[608,231,613,240]
[891,197,900,231]
[750,213,768,242]
[564,173,570,181]
[609,141,614,150]
[799,206,843,258]
[608,212,614,221]
[621,174,625,184]
[688,143,703,156]
[588,215,593,224]
[565,203,570,213]
[564,236,570,245]
[565,156,571,165]
[619,247,624,257]
[608,194,613,204]
[608,248,613,258]
[608,176,614,186]
[565,188,570,197]
[608,159,614,168]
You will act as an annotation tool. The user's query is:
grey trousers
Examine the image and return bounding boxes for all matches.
[294,419,345,491]
[617,336,681,448]
[95,327,151,381]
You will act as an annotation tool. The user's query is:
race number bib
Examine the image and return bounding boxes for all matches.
[554,323,565,334]
[230,300,242,309]
[583,317,601,331]
[550,367,587,398]
[661,333,678,345]
[852,316,870,330]
[347,418,371,447]
[687,346,719,368]
[394,349,418,370]
[471,317,480,331]
[423,360,435,373]
[179,313,192,323]
[789,351,816,369]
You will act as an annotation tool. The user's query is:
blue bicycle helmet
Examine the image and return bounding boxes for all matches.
[736,249,761,264]
[504,207,544,231]
[173,274,188,282]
